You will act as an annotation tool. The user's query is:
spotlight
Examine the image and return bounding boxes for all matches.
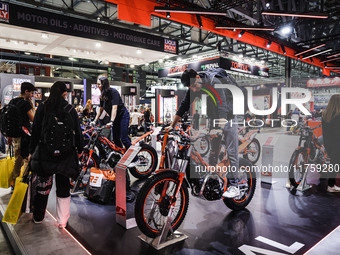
[238,30,245,38]
[280,25,292,36]
[281,45,286,54]
[266,2,270,8]
[41,32,49,39]
[266,41,272,48]
[196,14,203,28]
[166,12,171,18]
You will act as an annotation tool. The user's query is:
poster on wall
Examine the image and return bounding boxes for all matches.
[158,95,178,124]
[35,88,42,100]
[91,84,101,105]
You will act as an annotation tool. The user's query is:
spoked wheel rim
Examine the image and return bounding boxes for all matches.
[143,179,184,233]
[233,168,253,203]
[135,149,154,174]
[198,137,208,154]
[294,152,305,184]
[247,142,259,162]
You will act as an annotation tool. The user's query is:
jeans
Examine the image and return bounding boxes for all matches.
[112,111,131,149]
[33,174,70,222]
[223,119,239,175]
[130,125,138,136]
[0,132,6,153]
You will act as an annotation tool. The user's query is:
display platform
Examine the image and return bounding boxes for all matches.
[1,132,340,255]
[0,188,90,255]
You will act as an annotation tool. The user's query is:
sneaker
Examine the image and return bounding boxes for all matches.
[58,224,67,229]
[327,185,340,192]
[222,186,240,198]
[33,218,43,224]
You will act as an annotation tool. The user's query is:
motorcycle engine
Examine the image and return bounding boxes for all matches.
[203,178,223,201]
[107,151,122,168]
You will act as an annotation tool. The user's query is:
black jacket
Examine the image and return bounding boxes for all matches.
[29,100,84,155]
[176,72,239,121]
[322,115,340,160]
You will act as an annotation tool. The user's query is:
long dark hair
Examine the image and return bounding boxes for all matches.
[99,77,110,101]
[45,81,67,114]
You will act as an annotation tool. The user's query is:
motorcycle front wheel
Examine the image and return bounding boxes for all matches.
[223,158,256,211]
[135,171,189,238]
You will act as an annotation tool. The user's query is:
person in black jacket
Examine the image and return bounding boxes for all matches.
[322,94,340,192]
[167,68,241,198]
[92,77,131,149]
[29,81,83,228]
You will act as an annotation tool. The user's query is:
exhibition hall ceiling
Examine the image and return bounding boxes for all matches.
[0,24,171,65]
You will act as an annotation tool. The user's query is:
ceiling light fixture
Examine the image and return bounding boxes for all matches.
[154,6,227,16]
[295,43,326,56]
[130,64,135,68]
[95,42,101,47]
[177,57,182,61]
[145,63,149,66]
[137,49,142,55]
[262,11,328,19]
[279,25,292,36]
[41,32,49,39]
[166,12,171,18]
[266,41,272,48]
[324,66,340,69]
[281,45,286,54]
[238,30,245,38]
[196,14,203,28]
[215,25,274,31]
[301,48,332,59]
[265,2,270,8]
[320,57,340,63]
[326,52,340,58]
[164,55,169,59]
[158,59,163,63]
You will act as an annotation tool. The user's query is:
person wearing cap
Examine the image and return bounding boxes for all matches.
[166,68,241,198]
[7,82,36,187]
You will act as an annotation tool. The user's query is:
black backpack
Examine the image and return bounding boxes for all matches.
[0,98,25,138]
[41,104,75,157]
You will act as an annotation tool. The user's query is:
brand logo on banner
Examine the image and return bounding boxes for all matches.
[307,77,340,88]
[0,2,9,23]
[164,39,177,53]
[12,78,32,91]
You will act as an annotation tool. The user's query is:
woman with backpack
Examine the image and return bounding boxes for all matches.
[29,81,83,228]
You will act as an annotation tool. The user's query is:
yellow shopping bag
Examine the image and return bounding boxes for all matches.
[2,177,28,224]
[0,156,15,188]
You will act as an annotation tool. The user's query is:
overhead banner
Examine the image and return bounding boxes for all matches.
[0,2,178,54]
[307,77,340,88]
[158,57,269,78]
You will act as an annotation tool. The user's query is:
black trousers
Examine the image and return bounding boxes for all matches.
[328,158,340,187]
[33,174,70,221]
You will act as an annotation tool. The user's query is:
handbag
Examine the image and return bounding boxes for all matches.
[2,176,29,224]
[30,144,80,180]
[0,145,15,189]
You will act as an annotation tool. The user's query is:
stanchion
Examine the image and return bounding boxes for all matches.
[138,214,188,249]
[261,136,278,185]
[115,145,141,229]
